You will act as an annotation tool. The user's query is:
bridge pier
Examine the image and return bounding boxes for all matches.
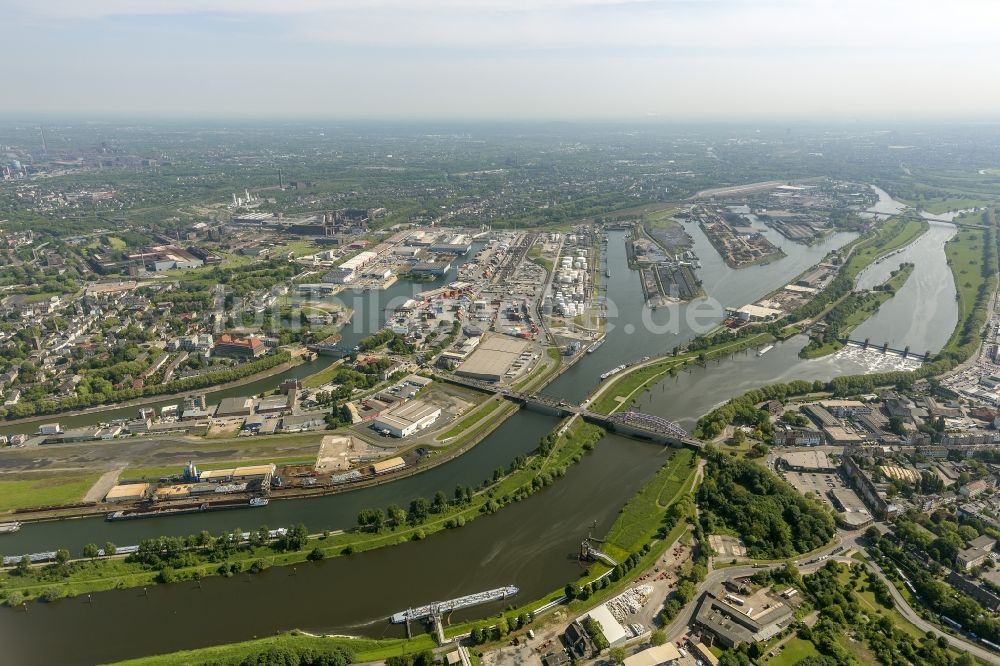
[432,614,447,645]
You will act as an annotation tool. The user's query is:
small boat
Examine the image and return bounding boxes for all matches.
[0,521,22,534]
[605,268,611,278]
[757,344,775,357]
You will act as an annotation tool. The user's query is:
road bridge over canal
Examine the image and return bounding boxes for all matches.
[437,373,703,449]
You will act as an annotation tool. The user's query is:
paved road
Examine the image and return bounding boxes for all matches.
[858,555,1000,665]
[661,563,781,641]
[662,527,1000,665]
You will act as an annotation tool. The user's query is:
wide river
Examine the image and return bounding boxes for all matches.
[0,188,961,664]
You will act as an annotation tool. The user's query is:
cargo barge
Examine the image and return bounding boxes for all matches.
[0,521,22,534]
[106,497,268,521]
[391,585,519,623]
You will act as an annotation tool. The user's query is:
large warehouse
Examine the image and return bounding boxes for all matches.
[373,400,442,437]
[455,335,530,382]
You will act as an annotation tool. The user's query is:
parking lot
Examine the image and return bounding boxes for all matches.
[782,469,845,509]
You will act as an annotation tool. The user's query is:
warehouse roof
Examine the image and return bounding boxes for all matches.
[374,400,441,431]
[372,456,406,474]
[455,335,530,381]
[104,483,151,501]
[199,464,276,480]
[622,643,682,666]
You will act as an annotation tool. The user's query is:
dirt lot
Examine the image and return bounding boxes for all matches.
[0,431,325,475]
[314,434,383,472]
[709,534,747,559]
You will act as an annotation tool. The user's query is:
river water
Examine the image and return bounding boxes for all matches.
[0,188,965,664]
[0,433,668,666]
[852,221,958,354]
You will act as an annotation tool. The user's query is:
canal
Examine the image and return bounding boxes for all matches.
[0,187,965,664]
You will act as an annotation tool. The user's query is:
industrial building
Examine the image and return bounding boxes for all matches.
[622,644,681,666]
[818,399,873,418]
[322,267,357,284]
[802,404,839,428]
[430,234,473,255]
[127,245,203,272]
[693,589,795,648]
[455,335,531,382]
[372,400,442,437]
[411,255,454,276]
[732,304,783,321]
[371,456,406,475]
[198,464,276,483]
[215,396,256,418]
[257,394,293,414]
[823,426,866,445]
[104,483,151,503]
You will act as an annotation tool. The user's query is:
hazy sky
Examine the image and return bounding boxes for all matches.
[4,0,999,120]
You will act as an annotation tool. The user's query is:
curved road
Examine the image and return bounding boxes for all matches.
[661,529,1000,665]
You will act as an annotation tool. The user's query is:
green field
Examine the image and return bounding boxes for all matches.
[836,568,925,641]
[842,217,927,281]
[527,243,554,274]
[764,636,820,666]
[111,633,437,666]
[940,212,997,361]
[604,448,696,559]
[644,207,682,229]
[439,399,502,439]
[301,359,345,388]
[915,198,991,215]
[0,473,101,511]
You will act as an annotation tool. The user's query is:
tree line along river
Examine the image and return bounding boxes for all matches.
[0,190,961,664]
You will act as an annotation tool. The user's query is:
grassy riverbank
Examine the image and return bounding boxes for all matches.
[799,262,915,358]
[111,633,438,666]
[588,332,773,415]
[107,447,701,666]
[939,211,998,362]
[0,419,604,605]
[842,217,928,281]
[438,398,503,440]
[0,472,102,512]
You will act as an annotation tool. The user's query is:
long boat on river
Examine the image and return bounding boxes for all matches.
[0,521,22,534]
[390,585,519,623]
[106,497,268,521]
